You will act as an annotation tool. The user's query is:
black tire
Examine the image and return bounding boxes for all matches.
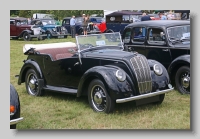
[23,32,32,41]
[78,29,83,35]
[152,94,165,105]
[25,69,44,96]
[175,66,190,94]
[88,79,115,114]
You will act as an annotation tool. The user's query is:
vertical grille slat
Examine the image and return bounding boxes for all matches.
[130,55,152,94]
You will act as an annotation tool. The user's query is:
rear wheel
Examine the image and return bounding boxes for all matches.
[175,66,190,94]
[25,69,44,96]
[88,79,115,113]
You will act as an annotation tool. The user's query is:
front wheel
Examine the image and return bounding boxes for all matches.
[25,69,44,96]
[175,66,190,94]
[88,79,115,114]
[23,32,32,41]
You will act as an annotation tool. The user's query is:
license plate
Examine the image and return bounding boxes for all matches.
[58,35,64,38]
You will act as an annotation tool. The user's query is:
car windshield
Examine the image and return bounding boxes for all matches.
[16,20,28,25]
[167,25,190,42]
[76,32,123,51]
[42,19,56,25]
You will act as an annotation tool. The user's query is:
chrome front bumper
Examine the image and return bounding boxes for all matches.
[116,88,174,103]
[10,117,24,125]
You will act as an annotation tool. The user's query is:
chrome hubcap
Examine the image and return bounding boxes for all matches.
[182,76,190,88]
[27,73,38,95]
[91,85,106,112]
[29,78,36,90]
[94,92,103,105]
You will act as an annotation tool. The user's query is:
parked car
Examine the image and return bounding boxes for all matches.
[10,83,23,129]
[148,14,161,20]
[10,17,47,41]
[16,32,173,114]
[62,17,102,35]
[31,18,68,39]
[122,20,190,94]
[105,11,142,34]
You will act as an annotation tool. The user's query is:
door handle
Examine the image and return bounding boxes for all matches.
[162,49,169,52]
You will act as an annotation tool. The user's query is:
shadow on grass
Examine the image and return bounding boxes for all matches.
[41,90,161,114]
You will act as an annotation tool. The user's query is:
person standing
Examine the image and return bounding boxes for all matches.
[141,12,152,21]
[70,15,76,38]
[159,12,167,20]
[82,14,89,36]
[167,11,175,20]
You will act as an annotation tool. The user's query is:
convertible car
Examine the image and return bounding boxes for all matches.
[17,32,173,113]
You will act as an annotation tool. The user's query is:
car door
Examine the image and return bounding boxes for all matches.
[145,27,172,68]
[42,55,82,88]
[123,27,146,55]
[62,19,71,34]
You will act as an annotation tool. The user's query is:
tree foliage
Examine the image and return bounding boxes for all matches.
[10,10,104,20]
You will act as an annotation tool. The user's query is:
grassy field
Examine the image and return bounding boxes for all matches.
[10,36,190,129]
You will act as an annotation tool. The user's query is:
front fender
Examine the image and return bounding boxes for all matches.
[18,59,43,85]
[19,30,32,37]
[148,59,171,91]
[77,65,137,100]
[168,54,190,79]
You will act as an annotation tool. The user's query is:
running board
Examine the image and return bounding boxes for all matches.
[43,85,77,94]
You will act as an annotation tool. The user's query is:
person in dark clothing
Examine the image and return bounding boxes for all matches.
[70,15,76,38]
[141,13,152,21]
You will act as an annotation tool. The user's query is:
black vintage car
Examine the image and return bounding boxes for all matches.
[10,83,23,129]
[17,32,173,114]
[105,11,142,35]
[122,20,190,94]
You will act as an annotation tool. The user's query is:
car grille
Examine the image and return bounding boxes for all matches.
[130,55,152,94]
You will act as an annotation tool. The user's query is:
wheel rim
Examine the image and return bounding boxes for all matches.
[27,73,39,95]
[24,33,29,40]
[91,85,107,112]
[179,71,190,93]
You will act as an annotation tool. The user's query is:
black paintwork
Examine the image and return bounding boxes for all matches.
[18,47,170,100]
[10,84,20,126]
[122,20,190,84]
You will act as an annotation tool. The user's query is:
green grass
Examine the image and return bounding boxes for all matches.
[10,36,190,129]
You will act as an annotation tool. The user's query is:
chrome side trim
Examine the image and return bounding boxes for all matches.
[10,117,24,125]
[116,88,174,103]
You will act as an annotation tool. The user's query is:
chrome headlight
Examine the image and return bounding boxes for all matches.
[115,70,126,82]
[52,28,56,32]
[153,64,163,76]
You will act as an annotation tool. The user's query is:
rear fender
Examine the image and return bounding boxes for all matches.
[18,59,43,85]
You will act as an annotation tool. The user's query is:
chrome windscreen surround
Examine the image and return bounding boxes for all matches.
[130,55,152,94]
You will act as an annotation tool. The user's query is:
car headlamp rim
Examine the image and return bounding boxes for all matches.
[153,64,163,75]
[115,70,126,82]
